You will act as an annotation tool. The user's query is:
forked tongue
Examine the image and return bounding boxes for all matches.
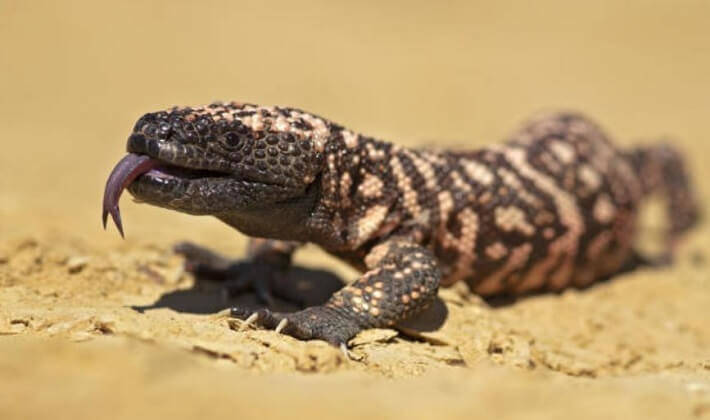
[102,154,160,237]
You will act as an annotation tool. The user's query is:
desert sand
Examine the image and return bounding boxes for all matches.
[1,1,709,419]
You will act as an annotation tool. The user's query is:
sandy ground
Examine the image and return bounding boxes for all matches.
[1,1,710,419]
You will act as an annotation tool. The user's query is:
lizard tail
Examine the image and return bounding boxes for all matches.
[626,143,700,243]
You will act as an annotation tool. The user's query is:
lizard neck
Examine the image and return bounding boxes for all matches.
[307,128,417,251]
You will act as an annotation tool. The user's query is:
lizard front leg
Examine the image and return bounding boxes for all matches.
[230,238,441,347]
[175,238,300,306]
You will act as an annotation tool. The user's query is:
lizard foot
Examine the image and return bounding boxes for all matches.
[230,305,362,347]
[174,241,280,306]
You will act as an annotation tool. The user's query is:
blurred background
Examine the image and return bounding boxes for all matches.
[2,3,710,418]
[1,0,708,251]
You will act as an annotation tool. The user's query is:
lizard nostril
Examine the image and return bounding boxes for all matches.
[158,122,171,137]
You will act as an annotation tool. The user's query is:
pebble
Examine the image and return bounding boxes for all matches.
[67,256,89,273]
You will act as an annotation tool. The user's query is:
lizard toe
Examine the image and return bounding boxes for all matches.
[229,305,361,346]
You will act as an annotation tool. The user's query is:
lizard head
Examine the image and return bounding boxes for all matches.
[103,102,332,238]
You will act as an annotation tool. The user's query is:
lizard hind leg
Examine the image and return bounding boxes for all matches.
[230,238,442,347]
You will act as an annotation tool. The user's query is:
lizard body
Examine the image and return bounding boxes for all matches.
[103,102,699,346]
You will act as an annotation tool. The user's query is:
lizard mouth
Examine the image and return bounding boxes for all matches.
[102,153,233,237]
[102,135,307,238]
[102,133,314,238]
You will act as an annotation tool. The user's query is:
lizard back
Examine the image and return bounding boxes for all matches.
[319,112,697,295]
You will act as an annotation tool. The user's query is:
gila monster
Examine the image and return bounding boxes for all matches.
[103,102,699,348]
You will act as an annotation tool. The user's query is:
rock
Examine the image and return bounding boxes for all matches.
[66,256,89,274]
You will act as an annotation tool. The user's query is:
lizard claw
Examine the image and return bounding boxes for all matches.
[231,307,281,331]
[239,312,260,331]
[274,318,288,334]
[340,343,352,360]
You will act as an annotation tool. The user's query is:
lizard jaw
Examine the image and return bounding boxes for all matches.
[103,152,306,238]
[102,153,234,237]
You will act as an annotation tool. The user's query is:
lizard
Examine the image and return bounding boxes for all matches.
[102,102,700,348]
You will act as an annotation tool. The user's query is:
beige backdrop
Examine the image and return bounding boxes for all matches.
[1,1,709,419]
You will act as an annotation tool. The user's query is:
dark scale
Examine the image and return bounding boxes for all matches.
[103,103,700,348]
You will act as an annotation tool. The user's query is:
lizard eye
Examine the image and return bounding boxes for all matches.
[224,132,243,149]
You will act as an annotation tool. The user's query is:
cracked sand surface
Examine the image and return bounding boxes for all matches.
[1,232,709,419]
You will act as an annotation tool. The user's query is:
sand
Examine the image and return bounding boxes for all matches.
[1,1,709,419]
